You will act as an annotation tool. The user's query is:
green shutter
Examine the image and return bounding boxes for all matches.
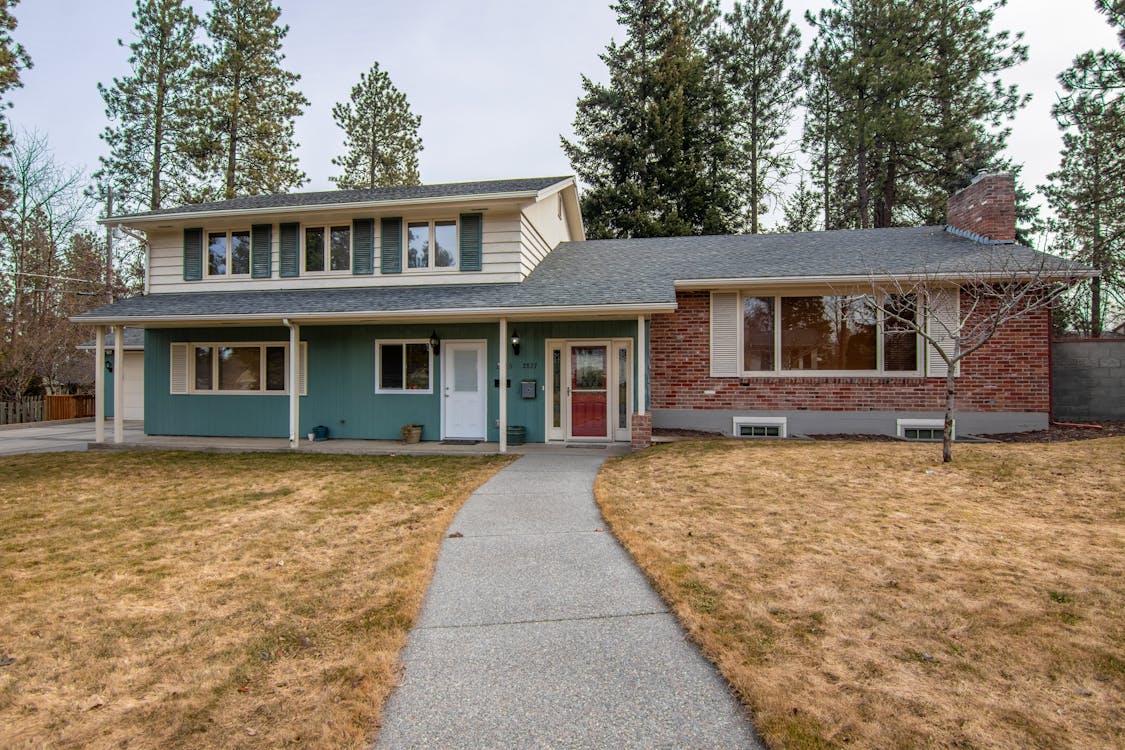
[352,218,374,275]
[459,213,482,272]
[279,222,300,277]
[251,223,272,278]
[380,217,402,274]
[183,227,203,281]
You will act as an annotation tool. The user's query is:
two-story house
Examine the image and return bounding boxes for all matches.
[76,173,1088,449]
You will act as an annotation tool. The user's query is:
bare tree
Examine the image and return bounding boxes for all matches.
[861,251,1093,462]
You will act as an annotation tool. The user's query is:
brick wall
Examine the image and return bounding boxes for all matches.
[946,173,1016,242]
[650,291,1050,414]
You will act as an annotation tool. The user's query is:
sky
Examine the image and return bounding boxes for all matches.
[5,0,1121,225]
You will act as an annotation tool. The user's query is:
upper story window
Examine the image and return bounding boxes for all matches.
[208,230,250,276]
[407,220,457,269]
[742,293,920,374]
[305,225,351,273]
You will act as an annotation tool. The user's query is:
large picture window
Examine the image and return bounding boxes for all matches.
[740,294,920,374]
[190,343,291,393]
[376,341,433,393]
[207,230,251,276]
[406,220,457,269]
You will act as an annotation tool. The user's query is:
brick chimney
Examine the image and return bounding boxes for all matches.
[945,172,1016,243]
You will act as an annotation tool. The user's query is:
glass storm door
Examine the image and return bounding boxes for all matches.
[569,345,609,439]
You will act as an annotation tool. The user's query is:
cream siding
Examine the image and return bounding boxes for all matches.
[518,189,576,277]
[146,211,526,293]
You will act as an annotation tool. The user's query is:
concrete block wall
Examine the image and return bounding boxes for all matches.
[1051,339,1125,420]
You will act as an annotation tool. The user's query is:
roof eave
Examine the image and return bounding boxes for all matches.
[674,269,1098,289]
[99,186,563,227]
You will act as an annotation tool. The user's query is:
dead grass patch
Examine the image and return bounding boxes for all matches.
[596,438,1125,749]
[0,450,510,749]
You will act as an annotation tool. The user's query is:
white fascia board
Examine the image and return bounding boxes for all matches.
[100,191,543,227]
[70,301,676,327]
[674,269,1098,288]
[533,177,577,201]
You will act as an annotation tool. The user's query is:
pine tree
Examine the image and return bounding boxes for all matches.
[0,0,30,191]
[802,0,1027,229]
[1046,1,1125,335]
[778,176,821,233]
[191,0,308,200]
[95,0,202,212]
[330,62,422,190]
[719,0,800,233]
[563,0,741,238]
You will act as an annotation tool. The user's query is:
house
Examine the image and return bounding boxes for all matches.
[75,173,1088,449]
[77,327,145,420]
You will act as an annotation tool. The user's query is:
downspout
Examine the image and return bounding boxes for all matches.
[283,318,300,448]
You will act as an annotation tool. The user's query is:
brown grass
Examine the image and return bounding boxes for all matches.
[596,438,1125,749]
[0,450,510,749]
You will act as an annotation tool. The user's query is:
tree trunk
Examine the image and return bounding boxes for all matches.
[943,367,955,463]
[857,143,870,229]
[226,70,240,200]
[152,78,165,210]
[875,157,895,228]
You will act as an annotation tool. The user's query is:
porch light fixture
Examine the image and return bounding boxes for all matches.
[510,329,521,356]
[428,330,441,356]
[104,352,113,373]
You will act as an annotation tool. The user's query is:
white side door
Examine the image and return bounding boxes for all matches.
[442,341,487,439]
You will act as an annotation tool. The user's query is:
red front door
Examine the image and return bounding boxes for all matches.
[570,345,608,438]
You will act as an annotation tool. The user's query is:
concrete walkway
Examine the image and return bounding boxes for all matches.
[376,453,761,749]
[0,420,145,456]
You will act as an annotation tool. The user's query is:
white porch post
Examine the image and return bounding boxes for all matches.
[637,314,646,416]
[499,317,508,453]
[287,320,300,448]
[94,325,105,444]
[113,325,124,443]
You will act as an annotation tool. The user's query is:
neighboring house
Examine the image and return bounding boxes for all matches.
[75,173,1086,449]
[77,327,145,420]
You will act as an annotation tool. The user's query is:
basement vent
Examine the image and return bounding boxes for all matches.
[732,416,787,439]
[896,418,952,441]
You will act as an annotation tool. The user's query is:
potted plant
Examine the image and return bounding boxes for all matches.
[400,424,423,444]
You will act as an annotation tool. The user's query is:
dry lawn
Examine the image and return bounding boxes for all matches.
[596,438,1125,750]
[0,450,510,749]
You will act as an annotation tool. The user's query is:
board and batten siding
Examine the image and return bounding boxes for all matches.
[145,211,528,293]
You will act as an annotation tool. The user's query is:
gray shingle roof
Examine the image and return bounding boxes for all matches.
[112,177,571,221]
[74,226,1089,323]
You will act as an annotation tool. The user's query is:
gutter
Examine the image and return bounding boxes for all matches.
[71,301,677,326]
[674,269,1100,289]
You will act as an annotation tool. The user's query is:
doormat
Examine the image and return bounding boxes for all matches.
[566,444,607,449]
[440,439,481,445]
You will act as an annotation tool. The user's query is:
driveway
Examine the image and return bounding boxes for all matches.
[0,421,145,456]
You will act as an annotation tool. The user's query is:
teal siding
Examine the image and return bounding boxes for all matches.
[103,353,116,418]
[143,319,642,442]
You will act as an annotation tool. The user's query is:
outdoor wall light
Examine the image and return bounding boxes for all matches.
[511,329,521,356]
[429,330,441,356]
[104,352,114,373]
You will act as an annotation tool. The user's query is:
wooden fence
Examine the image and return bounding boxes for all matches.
[0,397,44,425]
[0,395,95,425]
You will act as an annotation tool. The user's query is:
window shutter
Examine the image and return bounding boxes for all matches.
[380,217,402,274]
[279,222,300,277]
[170,343,189,393]
[710,292,740,377]
[298,342,307,396]
[183,228,203,281]
[459,213,483,271]
[925,287,960,377]
[352,218,374,275]
[251,223,272,278]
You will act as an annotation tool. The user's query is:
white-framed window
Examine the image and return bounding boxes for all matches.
[738,293,922,376]
[207,229,251,276]
[406,219,457,270]
[375,340,433,393]
[304,224,351,273]
[175,342,303,395]
[732,416,788,438]
[896,418,952,441]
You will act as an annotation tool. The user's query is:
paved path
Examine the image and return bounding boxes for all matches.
[376,452,761,749]
[0,421,145,456]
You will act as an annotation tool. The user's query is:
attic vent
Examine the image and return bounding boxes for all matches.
[897,418,952,441]
[732,416,787,439]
